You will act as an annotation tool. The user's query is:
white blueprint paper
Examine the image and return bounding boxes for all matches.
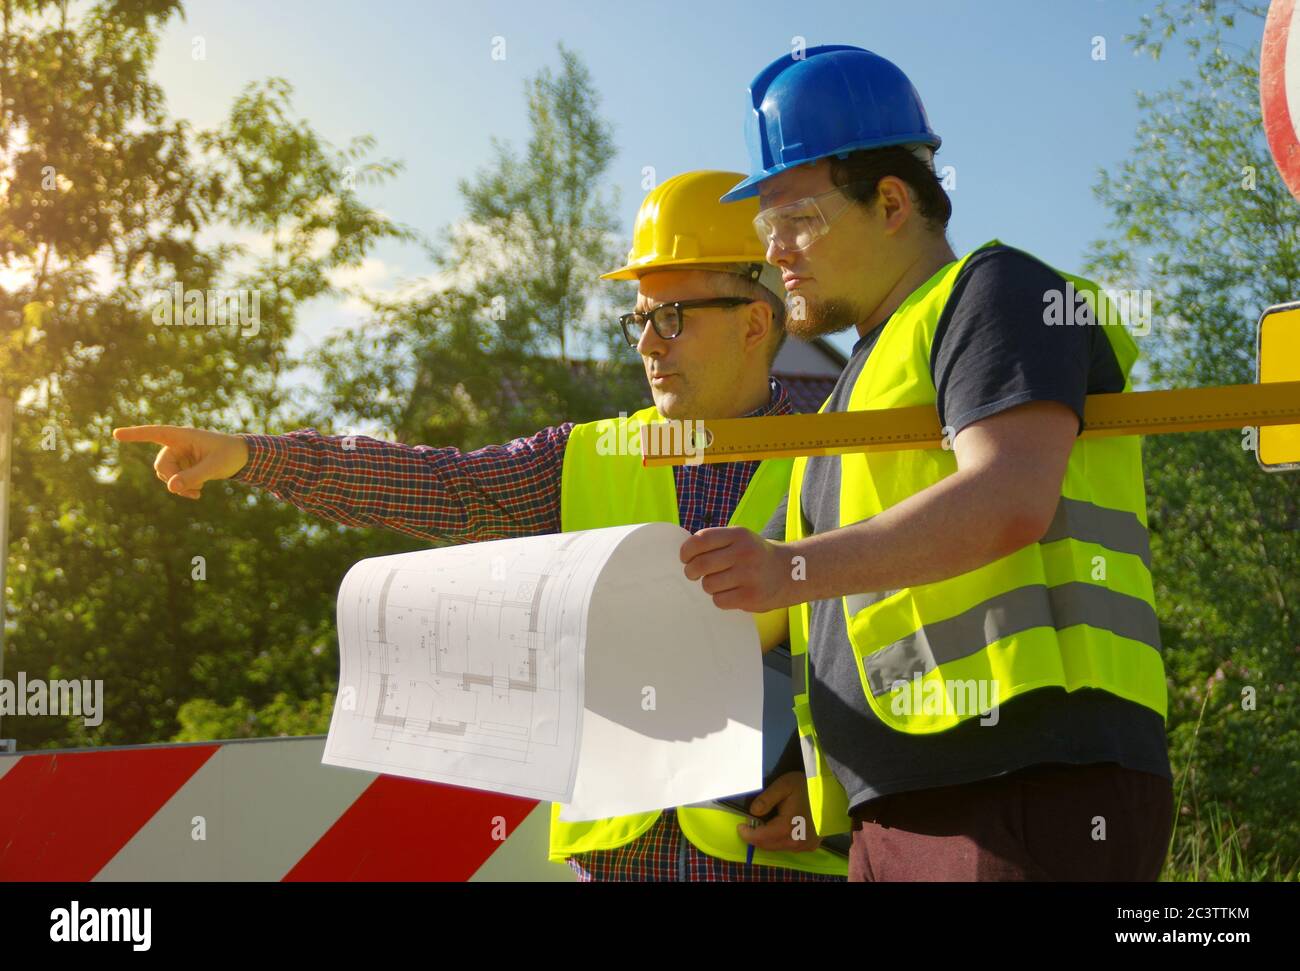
[323,522,763,819]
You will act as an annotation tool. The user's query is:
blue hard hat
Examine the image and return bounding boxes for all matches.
[721,45,941,203]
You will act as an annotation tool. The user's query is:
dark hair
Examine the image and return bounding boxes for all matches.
[828,145,952,234]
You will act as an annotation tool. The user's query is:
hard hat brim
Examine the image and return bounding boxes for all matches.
[719,133,943,204]
[601,256,785,303]
[601,255,766,281]
[718,173,764,204]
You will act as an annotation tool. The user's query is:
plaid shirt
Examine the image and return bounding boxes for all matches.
[566,808,841,882]
[232,378,839,882]
[232,379,793,542]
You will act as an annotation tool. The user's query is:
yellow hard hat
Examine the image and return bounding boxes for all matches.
[602,170,782,297]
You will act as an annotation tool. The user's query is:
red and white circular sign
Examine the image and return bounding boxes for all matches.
[1262,0,1300,200]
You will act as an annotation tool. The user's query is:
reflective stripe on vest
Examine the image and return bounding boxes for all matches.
[551,405,846,875]
[786,240,1167,837]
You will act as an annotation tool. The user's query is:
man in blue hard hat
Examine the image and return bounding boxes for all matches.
[681,45,1174,881]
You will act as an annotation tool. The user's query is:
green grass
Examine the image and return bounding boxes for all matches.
[1161,690,1299,881]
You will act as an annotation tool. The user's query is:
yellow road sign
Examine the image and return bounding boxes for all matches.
[1259,301,1300,471]
[641,303,1300,470]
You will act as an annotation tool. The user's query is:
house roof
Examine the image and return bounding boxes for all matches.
[772,336,846,413]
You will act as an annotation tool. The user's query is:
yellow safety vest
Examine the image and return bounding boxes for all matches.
[787,240,1168,836]
[549,405,847,875]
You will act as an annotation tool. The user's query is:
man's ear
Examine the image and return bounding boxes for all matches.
[876,175,914,234]
[743,300,774,354]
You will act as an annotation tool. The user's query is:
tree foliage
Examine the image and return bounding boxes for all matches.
[1086,0,1299,874]
[1,6,637,749]
[0,0,413,746]
[310,44,644,451]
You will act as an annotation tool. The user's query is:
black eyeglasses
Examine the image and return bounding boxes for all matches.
[618,297,756,348]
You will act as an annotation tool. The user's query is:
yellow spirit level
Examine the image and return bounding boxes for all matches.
[642,303,1300,472]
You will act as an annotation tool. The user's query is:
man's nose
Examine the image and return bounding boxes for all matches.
[765,234,795,268]
[637,319,668,357]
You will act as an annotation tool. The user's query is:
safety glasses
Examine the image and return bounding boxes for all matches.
[618,297,756,347]
[752,180,873,253]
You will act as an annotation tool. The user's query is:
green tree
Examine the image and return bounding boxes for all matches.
[1086,0,1299,877]
[171,46,643,735]
[311,44,644,451]
[0,0,414,747]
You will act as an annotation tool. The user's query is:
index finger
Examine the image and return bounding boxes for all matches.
[113,425,183,446]
[749,774,796,816]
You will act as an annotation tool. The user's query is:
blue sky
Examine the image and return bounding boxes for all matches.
[149,0,1267,359]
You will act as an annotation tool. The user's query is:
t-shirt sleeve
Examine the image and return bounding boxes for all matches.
[761,493,788,542]
[930,247,1112,437]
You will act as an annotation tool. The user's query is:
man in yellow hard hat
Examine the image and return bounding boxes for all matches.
[114,170,846,882]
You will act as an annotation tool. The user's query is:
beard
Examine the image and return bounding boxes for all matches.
[784,294,868,340]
